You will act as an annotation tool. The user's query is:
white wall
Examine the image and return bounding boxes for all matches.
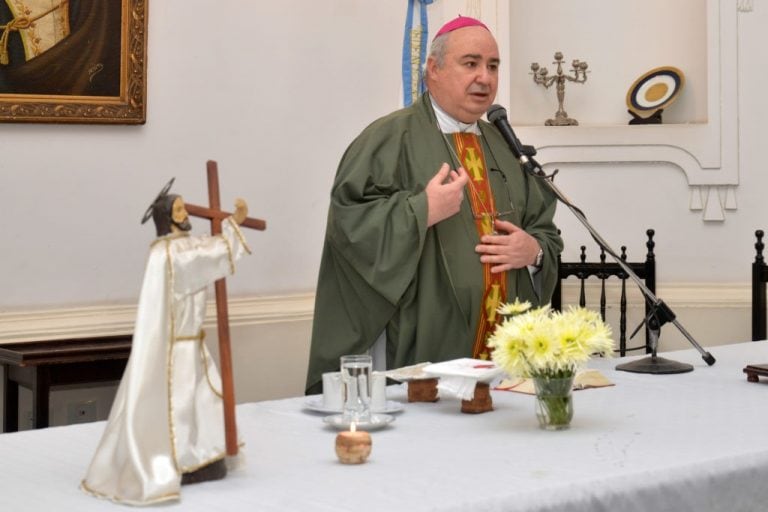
[3,0,759,308]
[1,1,767,428]
[0,0,407,309]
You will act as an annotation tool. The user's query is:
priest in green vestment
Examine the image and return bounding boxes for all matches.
[306,16,563,394]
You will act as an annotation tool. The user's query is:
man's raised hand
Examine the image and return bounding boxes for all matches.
[425,163,469,227]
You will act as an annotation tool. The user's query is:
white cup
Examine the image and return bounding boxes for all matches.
[322,371,343,410]
[371,371,387,412]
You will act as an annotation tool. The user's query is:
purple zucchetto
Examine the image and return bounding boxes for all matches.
[433,15,489,40]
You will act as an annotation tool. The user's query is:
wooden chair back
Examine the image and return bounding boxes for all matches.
[752,230,768,341]
[551,229,656,356]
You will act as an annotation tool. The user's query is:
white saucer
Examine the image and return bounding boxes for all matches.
[322,413,395,431]
[303,396,405,414]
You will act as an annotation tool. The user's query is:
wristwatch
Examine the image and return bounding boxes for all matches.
[534,247,544,267]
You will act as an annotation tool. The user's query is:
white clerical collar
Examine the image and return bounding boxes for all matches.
[430,95,481,135]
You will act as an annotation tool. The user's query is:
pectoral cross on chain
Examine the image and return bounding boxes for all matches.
[184,160,266,456]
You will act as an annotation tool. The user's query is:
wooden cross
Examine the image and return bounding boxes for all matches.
[184,160,266,456]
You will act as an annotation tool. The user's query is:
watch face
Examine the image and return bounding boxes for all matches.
[626,66,685,118]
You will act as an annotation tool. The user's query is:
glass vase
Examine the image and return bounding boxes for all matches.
[532,375,574,430]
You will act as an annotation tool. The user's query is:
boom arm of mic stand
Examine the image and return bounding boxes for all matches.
[524,157,715,367]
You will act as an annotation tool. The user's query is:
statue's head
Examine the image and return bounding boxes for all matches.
[141,178,192,236]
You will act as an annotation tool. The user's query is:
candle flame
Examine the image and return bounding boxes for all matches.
[350,422,357,432]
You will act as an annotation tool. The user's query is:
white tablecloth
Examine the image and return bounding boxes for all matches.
[2,342,768,511]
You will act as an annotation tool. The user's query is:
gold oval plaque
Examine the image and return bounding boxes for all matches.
[626,66,685,118]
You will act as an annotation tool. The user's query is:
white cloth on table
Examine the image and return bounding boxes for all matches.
[423,358,505,400]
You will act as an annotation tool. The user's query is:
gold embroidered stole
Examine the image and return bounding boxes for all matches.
[452,132,507,360]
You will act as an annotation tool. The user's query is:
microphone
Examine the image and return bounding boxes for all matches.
[486,104,535,174]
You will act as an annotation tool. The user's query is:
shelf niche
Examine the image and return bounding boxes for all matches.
[499,0,738,221]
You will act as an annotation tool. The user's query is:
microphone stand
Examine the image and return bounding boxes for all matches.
[518,151,716,373]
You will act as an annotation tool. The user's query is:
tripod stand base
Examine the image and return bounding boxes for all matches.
[616,355,693,374]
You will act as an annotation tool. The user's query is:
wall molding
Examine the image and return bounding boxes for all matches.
[0,293,315,343]
[0,285,747,343]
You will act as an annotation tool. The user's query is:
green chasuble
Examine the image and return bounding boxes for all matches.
[305,93,563,394]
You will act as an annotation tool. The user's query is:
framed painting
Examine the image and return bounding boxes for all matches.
[0,0,147,124]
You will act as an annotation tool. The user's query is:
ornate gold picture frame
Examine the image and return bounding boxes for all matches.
[0,0,147,124]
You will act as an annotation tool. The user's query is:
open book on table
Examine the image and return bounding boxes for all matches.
[495,369,614,395]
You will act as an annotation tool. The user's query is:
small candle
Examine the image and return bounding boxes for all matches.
[335,422,372,464]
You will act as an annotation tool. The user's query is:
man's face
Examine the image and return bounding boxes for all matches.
[171,197,192,233]
[427,26,499,123]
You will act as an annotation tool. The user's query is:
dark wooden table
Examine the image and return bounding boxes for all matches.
[0,335,131,432]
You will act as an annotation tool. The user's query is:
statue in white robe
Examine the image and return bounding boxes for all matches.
[81,182,251,505]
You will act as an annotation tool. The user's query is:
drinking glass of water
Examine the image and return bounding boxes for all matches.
[340,354,372,424]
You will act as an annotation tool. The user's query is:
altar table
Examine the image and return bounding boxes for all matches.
[1,342,768,511]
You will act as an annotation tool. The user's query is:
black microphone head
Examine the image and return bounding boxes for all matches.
[486,104,508,124]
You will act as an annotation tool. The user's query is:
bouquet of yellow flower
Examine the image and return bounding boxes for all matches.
[488,300,614,380]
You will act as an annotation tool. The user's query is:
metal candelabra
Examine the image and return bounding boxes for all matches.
[530,52,589,126]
